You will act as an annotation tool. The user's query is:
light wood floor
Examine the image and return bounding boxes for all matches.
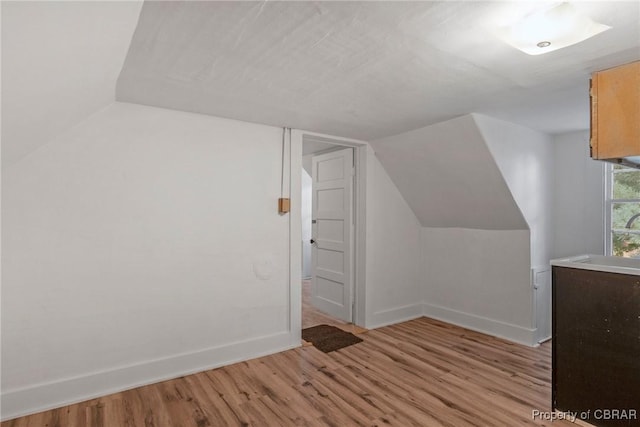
[2,313,576,427]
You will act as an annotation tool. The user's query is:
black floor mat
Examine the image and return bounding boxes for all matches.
[302,324,363,353]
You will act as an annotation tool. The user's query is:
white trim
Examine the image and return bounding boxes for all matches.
[354,146,368,327]
[604,162,612,255]
[302,131,369,149]
[1,332,297,421]
[289,129,303,344]
[551,254,640,275]
[369,302,539,346]
[366,304,424,329]
[422,303,538,347]
[531,266,552,343]
[605,162,614,255]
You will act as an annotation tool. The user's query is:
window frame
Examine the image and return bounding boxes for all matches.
[604,163,640,256]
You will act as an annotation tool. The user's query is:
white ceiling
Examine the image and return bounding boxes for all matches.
[1,1,143,168]
[116,1,640,141]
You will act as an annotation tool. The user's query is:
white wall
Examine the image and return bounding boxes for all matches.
[1,1,142,168]
[421,228,535,344]
[2,104,428,418]
[552,131,604,258]
[475,114,555,343]
[475,114,554,269]
[2,102,297,419]
[365,152,423,328]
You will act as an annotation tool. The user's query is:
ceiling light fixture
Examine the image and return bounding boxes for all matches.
[498,2,611,55]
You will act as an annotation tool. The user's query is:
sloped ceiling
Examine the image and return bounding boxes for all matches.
[116,1,640,141]
[371,114,528,230]
[1,1,143,168]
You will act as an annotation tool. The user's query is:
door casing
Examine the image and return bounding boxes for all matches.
[289,130,369,341]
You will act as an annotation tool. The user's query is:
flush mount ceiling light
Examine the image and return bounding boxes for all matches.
[498,2,611,55]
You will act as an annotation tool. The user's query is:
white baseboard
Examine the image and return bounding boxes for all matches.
[537,334,552,344]
[366,303,424,329]
[1,331,298,422]
[422,302,537,347]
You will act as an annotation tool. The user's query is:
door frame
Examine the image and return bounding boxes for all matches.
[289,130,369,340]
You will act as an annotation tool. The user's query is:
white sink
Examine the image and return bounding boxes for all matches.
[551,254,640,276]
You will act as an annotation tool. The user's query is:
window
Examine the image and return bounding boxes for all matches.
[605,164,640,257]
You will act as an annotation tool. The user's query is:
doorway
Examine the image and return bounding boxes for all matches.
[297,133,367,333]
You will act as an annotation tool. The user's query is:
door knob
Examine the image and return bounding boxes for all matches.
[310,239,316,245]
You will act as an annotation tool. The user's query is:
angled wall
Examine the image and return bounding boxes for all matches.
[371,114,554,345]
[371,115,527,230]
[1,1,142,168]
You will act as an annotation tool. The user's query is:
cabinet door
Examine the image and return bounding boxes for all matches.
[591,61,640,159]
[552,266,640,426]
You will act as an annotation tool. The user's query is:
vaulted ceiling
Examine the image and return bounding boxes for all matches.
[3,1,639,168]
[116,1,640,140]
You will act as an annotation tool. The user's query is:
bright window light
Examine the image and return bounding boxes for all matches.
[498,3,611,55]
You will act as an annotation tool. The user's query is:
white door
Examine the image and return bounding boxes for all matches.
[311,148,354,322]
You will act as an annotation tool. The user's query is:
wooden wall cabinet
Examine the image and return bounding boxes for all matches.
[590,61,640,161]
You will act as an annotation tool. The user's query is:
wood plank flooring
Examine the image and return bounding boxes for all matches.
[2,316,576,427]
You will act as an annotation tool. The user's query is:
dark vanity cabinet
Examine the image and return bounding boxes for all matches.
[552,266,640,427]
